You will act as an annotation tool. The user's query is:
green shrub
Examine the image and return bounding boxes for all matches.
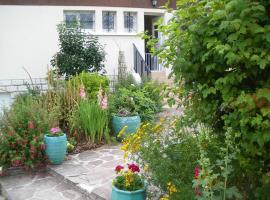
[69,100,110,143]
[51,23,105,79]
[0,94,56,168]
[69,72,109,100]
[147,0,270,197]
[110,86,157,122]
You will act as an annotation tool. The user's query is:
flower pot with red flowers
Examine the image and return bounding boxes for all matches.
[112,163,146,200]
[44,127,67,165]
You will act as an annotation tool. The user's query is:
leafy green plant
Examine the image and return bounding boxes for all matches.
[0,94,55,168]
[122,119,200,199]
[51,23,105,79]
[110,87,157,121]
[69,100,110,143]
[69,72,109,100]
[146,0,270,197]
[113,163,144,191]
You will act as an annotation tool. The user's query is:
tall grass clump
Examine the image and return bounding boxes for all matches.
[69,100,110,143]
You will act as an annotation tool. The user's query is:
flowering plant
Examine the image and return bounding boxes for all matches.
[47,127,64,137]
[113,163,144,191]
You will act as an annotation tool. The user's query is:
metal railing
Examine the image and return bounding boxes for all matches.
[0,78,48,93]
[133,44,151,77]
[145,53,162,71]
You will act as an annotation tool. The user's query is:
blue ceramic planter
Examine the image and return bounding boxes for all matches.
[44,134,67,165]
[111,185,146,200]
[112,115,141,137]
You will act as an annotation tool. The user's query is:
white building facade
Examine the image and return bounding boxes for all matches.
[0,1,175,80]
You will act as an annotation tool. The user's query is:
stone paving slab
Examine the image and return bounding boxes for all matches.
[0,171,85,200]
[48,145,124,200]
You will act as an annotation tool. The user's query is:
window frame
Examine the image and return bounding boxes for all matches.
[102,11,117,32]
[124,12,137,33]
[64,10,95,30]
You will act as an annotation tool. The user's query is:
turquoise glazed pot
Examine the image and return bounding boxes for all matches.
[111,186,146,200]
[112,115,141,137]
[44,134,67,165]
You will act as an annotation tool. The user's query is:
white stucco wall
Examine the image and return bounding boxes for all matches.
[0,5,168,79]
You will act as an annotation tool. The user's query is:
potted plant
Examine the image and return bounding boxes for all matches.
[112,163,146,200]
[44,127,67,165]
[112,108,141,138]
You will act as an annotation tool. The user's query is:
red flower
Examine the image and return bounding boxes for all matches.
[115,165,124,173]
[194,187,201,196]
[28,121,35,129]
[194,165,199,179]
[11,159,22,167]
[40,144,46,151]
[128,163,140,173]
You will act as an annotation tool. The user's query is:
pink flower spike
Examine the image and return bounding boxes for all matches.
[79,85,86,99]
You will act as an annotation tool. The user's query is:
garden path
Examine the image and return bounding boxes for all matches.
[0,107,181,200]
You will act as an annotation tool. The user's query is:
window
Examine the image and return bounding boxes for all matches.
[64,11,95,30]
[102,11,116,32]
[124,12,137,32]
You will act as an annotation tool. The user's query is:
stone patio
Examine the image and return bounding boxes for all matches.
[0,145,123,200]
[48,145,123,200]
[0,171,84,200]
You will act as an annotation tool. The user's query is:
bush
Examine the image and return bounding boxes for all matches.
[69,100,110,143]
[51,23,105,79]
[110,86,157,122]
[122,120,200,199]
[69,72,109,100]
[148,0,270,197]
[0,94,56,168]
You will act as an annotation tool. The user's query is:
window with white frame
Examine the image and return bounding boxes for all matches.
[124,12,137,32]
[64,11,95,30]
[102,11,116,32]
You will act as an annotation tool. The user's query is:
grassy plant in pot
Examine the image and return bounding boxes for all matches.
[112,163,146,200]
[112,108,141,138]
[44,127,67,165]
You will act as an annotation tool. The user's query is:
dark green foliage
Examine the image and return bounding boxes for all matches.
[51,23,105,79]
[150,0,270,198]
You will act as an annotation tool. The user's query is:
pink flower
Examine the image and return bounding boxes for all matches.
[194,165,199,179]
[50,127,60,134]
[101,94,108,110]
[79,85,86,99]
[115,165,124,173]
[28,121,35,129]
[40,144,46,151]
[128,163,140,173]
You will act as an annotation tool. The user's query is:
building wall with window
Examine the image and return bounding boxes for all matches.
[0,5,172,79]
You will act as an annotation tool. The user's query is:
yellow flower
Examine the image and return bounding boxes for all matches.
[118,126,128,138]
[144,164,149,172]
[167,182,178,195]
[160,194,170,200]
[125,170,134,188]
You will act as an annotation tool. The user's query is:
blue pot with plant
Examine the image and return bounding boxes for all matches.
[112,109,141,138]
[44,127,67,165]
[112,163,146,200]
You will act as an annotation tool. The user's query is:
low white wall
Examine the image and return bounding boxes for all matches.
[0,5,167,79]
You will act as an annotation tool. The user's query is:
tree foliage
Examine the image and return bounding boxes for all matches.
[149,0,270,198]
[51,23,105,79]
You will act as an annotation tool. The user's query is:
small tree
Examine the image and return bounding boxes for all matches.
[51,23,105,79]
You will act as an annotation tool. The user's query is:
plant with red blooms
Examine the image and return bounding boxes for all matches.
[113,163,144,191]
[128,163,140,173]
[0,94,55,169]
[115,165,124,173]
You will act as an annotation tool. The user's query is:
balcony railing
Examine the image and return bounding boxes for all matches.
[145,53,162,71]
